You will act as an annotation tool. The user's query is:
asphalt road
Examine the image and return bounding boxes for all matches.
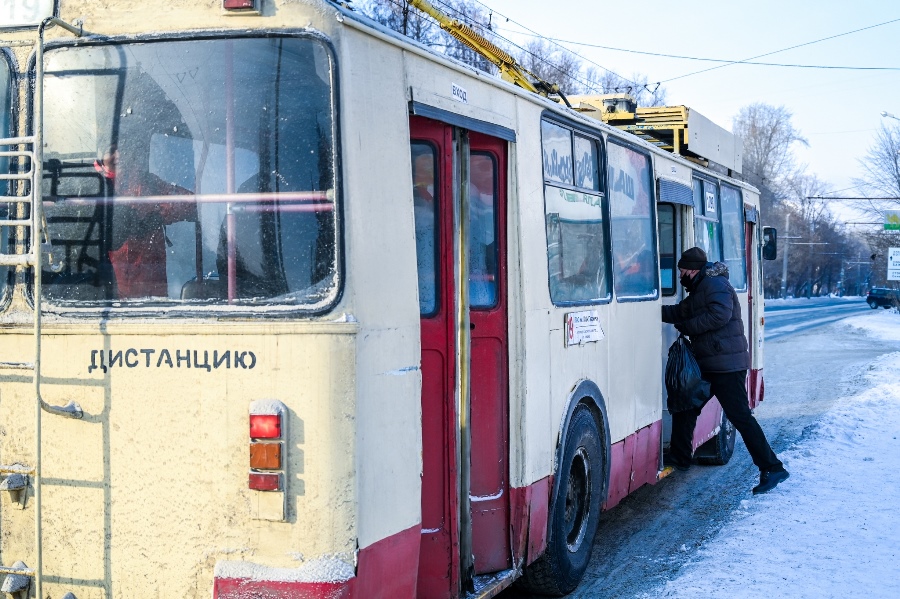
[764,297,874,340]
[500,298,896,599]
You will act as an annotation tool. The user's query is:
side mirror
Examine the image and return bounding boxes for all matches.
[762,227,777,260]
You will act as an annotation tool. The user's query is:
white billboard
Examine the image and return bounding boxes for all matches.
[889,247,900,281]
[1,0,55,28]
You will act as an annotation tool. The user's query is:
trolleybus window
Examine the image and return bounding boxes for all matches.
[720,184,747,290]
[38,37,338,310]
[541,119,609,305]
[608,141,658,300]
[692,177,722,264]
[412,142,438,315]
[469,151,498,308]
[657,203,676,296]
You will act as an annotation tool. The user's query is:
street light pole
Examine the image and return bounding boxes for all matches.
[781,213,789,298]
[882,110,900,122]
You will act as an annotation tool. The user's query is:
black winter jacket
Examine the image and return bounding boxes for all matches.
[661,262,750,373]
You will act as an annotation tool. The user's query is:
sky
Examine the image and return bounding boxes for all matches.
[655,309,900,598]
[478,0,900,224]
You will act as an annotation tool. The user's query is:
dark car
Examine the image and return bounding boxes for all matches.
[866,287,899,309]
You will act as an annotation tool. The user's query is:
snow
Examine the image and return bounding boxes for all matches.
[214,554,355,584]
[657,311,900,598]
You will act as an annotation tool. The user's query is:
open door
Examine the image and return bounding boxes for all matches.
[410,116,509,599]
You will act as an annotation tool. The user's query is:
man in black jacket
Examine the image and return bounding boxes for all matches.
[662,247,789,494]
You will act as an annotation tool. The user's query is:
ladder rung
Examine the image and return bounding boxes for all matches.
[0,173,33,180]
[0,362,35,370]
[0,220,33,227]
[0,136,35,146]
[0,255,36,267]
[0,565,34,577]
[0,197,32,204]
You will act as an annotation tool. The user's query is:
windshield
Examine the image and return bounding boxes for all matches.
[40,37,339,310]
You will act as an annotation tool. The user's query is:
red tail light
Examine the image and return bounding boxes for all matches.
[250,414,281,439]
[249,473,281,491]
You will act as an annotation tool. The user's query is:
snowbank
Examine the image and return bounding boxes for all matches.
[657,313,900,598]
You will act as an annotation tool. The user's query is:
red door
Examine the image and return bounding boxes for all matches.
[411,117,509,598]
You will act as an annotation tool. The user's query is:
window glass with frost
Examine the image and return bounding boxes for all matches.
[608,142,658,300]
[38,37,339,310]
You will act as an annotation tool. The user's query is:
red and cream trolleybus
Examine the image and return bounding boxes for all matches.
[0,1,775,597]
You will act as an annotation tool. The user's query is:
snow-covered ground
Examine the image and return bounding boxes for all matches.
[657,310,900,599]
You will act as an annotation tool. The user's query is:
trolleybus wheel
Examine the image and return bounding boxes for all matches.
[695,409,736,465]
[517,404,603,596]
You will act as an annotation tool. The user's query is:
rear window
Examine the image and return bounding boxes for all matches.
[38,37,339,311]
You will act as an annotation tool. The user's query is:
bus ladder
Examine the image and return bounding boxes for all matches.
[0,17,84,599]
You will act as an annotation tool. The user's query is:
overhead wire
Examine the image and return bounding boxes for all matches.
[658,17,900,83]
[383,0,607,94]
[511,34,900,72]
[460,0,659,94]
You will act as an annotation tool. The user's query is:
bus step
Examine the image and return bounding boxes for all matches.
[466,569,518,599]
[0,362,35,371]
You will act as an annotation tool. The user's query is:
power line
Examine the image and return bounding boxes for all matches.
[522,34,900,71]
[808,196,900,200]
[464,0,651,91]
[659,17,900,83]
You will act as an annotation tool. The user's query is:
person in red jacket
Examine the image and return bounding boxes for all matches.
[95,145,195,299]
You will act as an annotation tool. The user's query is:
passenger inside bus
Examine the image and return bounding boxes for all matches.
[96,144,196,299]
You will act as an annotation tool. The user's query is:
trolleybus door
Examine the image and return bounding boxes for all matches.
[410,116,509,598]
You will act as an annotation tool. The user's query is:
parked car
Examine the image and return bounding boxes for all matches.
[866,287,899,309]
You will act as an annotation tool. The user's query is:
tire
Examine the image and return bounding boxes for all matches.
[868,299,878,309]
[882,304,891,309]
[517,405,604,596]
[695,409,736,465]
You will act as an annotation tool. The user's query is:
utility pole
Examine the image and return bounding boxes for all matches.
[781,213,790,298]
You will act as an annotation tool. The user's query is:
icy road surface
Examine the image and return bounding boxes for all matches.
[502,308,900,599]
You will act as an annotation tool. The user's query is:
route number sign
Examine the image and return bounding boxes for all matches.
[1,0,55,28]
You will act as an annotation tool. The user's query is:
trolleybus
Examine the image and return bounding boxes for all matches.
[0,1,775,597]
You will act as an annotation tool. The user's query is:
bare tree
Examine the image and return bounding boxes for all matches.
[732,103,808,196]
[853,123,900,217]
[584,68,667,107]
[359,0,496,73]
[517,39,585,95]
[357,0,438,45]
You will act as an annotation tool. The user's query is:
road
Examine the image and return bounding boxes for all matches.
[500,297,896,599]
[763,296,873,340]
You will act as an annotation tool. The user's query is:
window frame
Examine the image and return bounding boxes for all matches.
[719,182,748,292]
[539,114,611,307]
[606,136,660,303]
[692,173,723,263]
[24,31,345,318]
[468,149,500,311]
[657,203,677,297]
[411,139,441,318]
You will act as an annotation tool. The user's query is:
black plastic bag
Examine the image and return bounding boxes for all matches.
[665,334,712,413]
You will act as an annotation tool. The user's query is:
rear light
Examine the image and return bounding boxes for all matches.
[250,442,282,470]
[249,472,281,491]
[223,0,261,13]
[248,401,286,504]
[250,414,281,439]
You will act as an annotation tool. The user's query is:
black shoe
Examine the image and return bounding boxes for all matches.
[752,468,789,494]
[664,456,691,472]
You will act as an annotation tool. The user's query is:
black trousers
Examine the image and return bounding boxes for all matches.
[670,370,783,472]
